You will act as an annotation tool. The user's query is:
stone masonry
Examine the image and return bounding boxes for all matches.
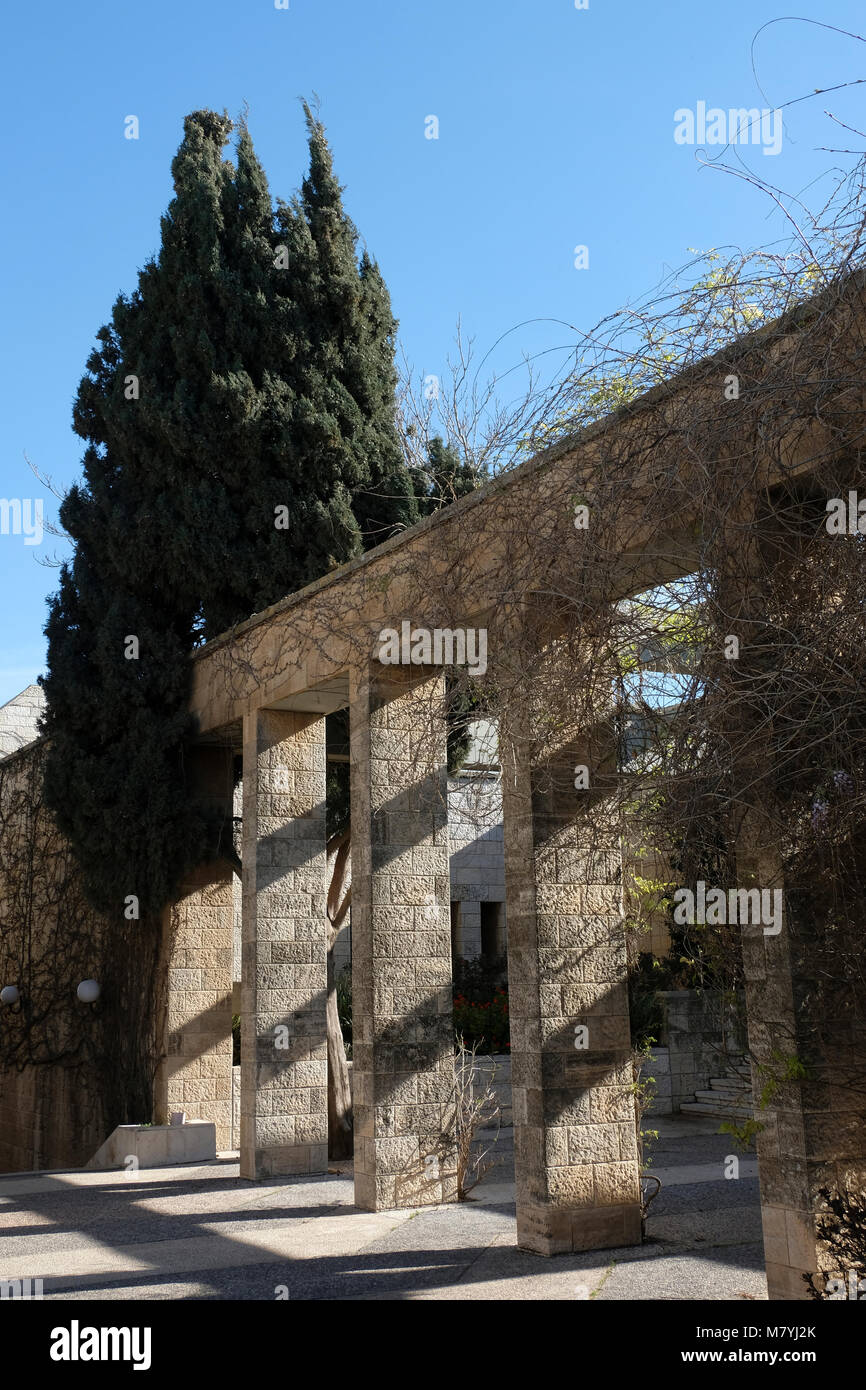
[240,709,329,1178]
[0,684,44,758]
[349,663,457,1209]
[157,745,235,1148]
[501,723,642,1254]
[158,862,234,1147]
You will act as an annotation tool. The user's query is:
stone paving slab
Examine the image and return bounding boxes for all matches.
[0,1116,767,1301]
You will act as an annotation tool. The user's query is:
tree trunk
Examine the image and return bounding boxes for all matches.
[327,937,353,1158]
[326,830,353,1159]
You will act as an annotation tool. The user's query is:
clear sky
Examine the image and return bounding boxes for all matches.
[1,0,863,705]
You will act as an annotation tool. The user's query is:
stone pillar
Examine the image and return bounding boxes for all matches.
[739,848,812,1299]
[158,745,234,1148]
[240,709,329,1178]
[501,726,642,1254]
[739,825,866,1300]
[719,510,866,1298]
[350,663,456,1210]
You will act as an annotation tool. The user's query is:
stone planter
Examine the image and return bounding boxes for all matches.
[86,1120,216,1171]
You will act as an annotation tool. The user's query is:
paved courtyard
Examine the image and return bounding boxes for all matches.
[0,1116,766,1301]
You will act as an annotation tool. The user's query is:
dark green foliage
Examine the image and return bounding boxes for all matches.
[274,103,419,560]
[41,104,417,923]
[627,953,669,1049]
[412,436,481,517]
[665,819,744,992]
[40,539,210,919]
[452,953,509,1002]
[452,957,510,1054]
[325,709,351,840]
[446,675,494,775]
[336,966,352,1057]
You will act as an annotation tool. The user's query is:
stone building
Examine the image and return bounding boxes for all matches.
[0,684,44,758]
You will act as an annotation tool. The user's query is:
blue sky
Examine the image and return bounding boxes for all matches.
[1,0,863,705]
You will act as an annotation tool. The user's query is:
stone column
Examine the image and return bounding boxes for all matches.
[501,724,642,1255]
[350,663,456,1210]
[738,839,811,1300]
[718,509,866,1298]
[739,823,866,1300]
[158,745,234,1147]
[240,709,329,1179]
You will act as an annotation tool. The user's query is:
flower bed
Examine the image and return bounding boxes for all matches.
[452,987,509,1054]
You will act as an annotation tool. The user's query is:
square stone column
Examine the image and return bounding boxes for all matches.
[158,745,235,1147]
[501,727,642,1255]
[738,823,866,1300]
[240,709,329,1178]
[717,515,866,1299]
[350,663,456,1210]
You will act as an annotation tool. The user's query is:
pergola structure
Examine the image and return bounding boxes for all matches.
[157,273,866,1300]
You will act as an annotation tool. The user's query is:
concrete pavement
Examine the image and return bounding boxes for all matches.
[0,1115,767,1301]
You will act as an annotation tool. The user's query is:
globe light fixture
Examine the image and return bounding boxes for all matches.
[0,985,19,1005]
[76,979,101,1003]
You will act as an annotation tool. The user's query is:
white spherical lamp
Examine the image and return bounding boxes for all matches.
[0,985,19,1005]
[76,979,101,1003]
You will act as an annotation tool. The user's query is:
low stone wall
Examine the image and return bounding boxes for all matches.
[639,1046,673,1116]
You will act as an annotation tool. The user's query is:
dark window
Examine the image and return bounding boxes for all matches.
[480,900,506,958]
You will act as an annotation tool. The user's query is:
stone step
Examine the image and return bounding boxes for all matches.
[680,1100,754,1119]
[709,1077,750,1093]
[695,1088,749,1104]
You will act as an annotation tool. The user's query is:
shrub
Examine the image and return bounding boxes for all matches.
[452,987,509,1055]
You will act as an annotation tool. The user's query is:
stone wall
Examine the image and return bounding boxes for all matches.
[0,741,111,1171]
[0,684,44,758]
[660,990,747,1112]
[448,771,506,958]
[0,739,236,1171]
[0,1059,104,1173]
[639,1046,673,1116]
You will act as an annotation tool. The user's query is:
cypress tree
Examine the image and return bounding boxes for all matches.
[413,435,481,516]
[42,104,419,917]
[38,105,466,1134]
[276,103,419,556]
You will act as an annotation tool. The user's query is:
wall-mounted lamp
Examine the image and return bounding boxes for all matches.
[0,985,19,1005]
[76,980,101,1003]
